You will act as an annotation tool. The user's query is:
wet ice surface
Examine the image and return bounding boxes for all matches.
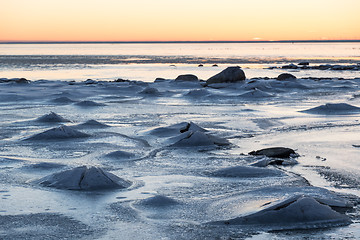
[0,74,360,239]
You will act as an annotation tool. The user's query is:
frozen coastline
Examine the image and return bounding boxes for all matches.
[0,64,360,239]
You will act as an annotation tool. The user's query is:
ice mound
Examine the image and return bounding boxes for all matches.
[138,87,160,95]
[32,166,131,190]
[148,122,230,147]
[137,195,179,207]
[75,100,106,107]
[149,122,207,137]
[209,165,285,178]
[51,96,76,104]
[36,112,70,123]
[300,103,360,115]
[27,162,65,170]
[75,120,110,129]
[238,89,274,98]
[169,131,230,147]
[104,150,137,161]
[25,125,90,140]
[210,195,352,230]
[249,147,296,158]
[184,89,211,98]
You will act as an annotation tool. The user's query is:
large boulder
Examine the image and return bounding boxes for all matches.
[206,66,246,85]
[175,74,199,82]
[277,73,297,81]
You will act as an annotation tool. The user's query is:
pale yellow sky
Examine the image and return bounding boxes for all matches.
[1,0,360,41]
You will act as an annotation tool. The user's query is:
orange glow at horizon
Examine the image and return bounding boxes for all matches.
[1,0,360,42]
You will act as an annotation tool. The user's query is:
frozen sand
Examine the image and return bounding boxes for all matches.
[0,71,360,239]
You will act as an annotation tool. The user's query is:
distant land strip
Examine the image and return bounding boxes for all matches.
[1,40,360,44]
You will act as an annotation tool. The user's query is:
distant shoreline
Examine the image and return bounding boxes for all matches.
[1,40,360,44]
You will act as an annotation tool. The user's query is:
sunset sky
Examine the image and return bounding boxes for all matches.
[1,0,360,42]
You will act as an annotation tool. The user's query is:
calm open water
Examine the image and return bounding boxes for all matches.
[0,43,359,81]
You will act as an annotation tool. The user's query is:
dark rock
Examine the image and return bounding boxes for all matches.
[175,74,199,82]
[318,65,332,70]
[206,66,246,85]
[212,64,218,67]
[114,78,129,83]
[154,77,166,82]
[198,64,204,67]
[281,64,298,69]
[15,78,30,84]
[249,147,296,158]
[84,79,97,84]
[277,73,297,81]
[298,62,309,66]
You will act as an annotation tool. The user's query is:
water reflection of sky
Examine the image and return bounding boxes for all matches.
[0,43,359,82]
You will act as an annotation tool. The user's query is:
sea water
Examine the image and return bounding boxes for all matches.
[0,42,359,81]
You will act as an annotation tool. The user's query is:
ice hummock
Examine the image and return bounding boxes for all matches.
[75,119,110,129]
[238,89,275,98]
[210,195,352,230]
[300,103,360,115]
[25,125,90,140]
[148,122,207,137]
[31,166,131,190]
[136,195,179,207]
[168,130,230,147]
[35,112,71,123]
[75,100,106,107]
[146,122,230,147]
[104,150,138,161]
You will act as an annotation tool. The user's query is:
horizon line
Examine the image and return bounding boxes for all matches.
[1,40,360,44]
